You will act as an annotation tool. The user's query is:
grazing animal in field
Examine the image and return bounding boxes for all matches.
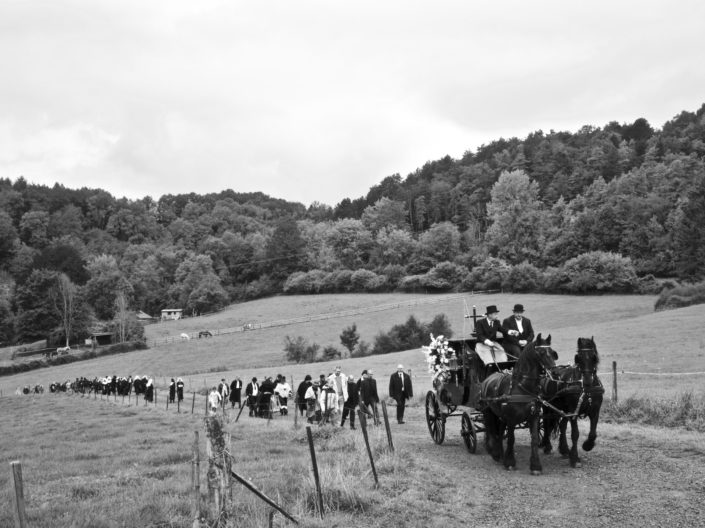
[540,337,605,467]
[57,346,71,355]
[180,333,190,341]
[481,334,557,475]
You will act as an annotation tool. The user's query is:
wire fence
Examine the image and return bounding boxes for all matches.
[149,291,499,348]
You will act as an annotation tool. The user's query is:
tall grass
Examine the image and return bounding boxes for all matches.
[602,391,705,432]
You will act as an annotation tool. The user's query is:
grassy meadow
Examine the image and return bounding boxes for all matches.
[1,292,703,399]
[2,293,705,526]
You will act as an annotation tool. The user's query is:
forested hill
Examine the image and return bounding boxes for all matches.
[1,104,704,346]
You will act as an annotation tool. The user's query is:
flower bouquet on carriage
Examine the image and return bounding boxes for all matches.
[422,334,458,387]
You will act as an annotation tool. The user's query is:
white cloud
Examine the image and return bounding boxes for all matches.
[0,1,703,205]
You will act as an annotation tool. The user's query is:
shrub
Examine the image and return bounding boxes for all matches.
[371,314,452,355]
[283,270,327,294]
[350,269,384,292]
[655,280,705,311]
[351,340,372,358]
[322,345,342,361]
[463,257,510,291]
[322,269,353,293]
[340,323,360,354]
[398,274,425,292]
[502,261,543,292]
[422,261,468,291]
[378,264,406,289]
[427,314,453,338]
[560,251,638,293]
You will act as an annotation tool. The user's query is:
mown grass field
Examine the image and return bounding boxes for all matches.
[1,293,703,399]
[2,293,705,526]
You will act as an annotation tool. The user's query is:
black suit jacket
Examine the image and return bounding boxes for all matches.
[502,316,535,345]
[359,377,379,404]
[389,372,413,401]
[475,317,503,343]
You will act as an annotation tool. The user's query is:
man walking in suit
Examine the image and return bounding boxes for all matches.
[245,377,259,416]
[359,369,380,425]
[475,305,508,363]
[502,303,535,359]
[388,364,413,424]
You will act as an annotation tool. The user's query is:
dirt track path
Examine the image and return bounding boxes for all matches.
[380,404,705,528]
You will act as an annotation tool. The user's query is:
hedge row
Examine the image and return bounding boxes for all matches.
[283,251,662,296]
[0,341,148,378]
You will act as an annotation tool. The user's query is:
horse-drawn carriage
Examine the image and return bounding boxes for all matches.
[424,327,604,474]
[424,334,516,453]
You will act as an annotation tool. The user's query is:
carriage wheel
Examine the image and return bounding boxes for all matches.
[461,412,477,454]
[425,391,446,445]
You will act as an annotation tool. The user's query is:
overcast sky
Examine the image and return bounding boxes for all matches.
[1,1,703,207]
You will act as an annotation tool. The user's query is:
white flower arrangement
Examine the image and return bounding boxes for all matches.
[422,334,457,384]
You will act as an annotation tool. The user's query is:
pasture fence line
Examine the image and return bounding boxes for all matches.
[149,291,500,347]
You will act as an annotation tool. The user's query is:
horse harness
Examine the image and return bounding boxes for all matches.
[538,347,605,419]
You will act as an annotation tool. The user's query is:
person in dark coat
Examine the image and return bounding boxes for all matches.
[169,378,176,403]
[176,378,185,402]
[475,305,508,363]
[257,376,276,417]
[340,375,359,429]
[145,378,154,403]
[296,375,312,416]
[502,303,535,359]
[388,364,413,424]
[359,369,380,425]
[229,377,242,408]
[245,377,259,416]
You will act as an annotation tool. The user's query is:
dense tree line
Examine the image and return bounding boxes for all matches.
[1,104,704,346]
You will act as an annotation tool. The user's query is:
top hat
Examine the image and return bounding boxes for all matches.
[485,305,499,314]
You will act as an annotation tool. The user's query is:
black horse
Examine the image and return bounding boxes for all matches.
[481,334,557,475]
[540,337,604,467]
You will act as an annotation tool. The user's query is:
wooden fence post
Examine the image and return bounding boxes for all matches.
[10,461,28,528]
[305,426,325,518]
[612,361,618,403]
[380,401,394,452]
[192,431,200,528]
[357,410,379,488]
[192,392,196,414]
[205,416,226,524]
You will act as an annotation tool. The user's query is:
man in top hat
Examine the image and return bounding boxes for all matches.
[502,303,535,359]
[475,305,508,363]
[388,364,413,424]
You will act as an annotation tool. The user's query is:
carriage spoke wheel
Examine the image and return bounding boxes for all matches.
[425,391,446,445]
[461,412,477,453]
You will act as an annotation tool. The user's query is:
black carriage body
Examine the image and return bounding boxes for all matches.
[436,337,516,409]
[426,335,517,451]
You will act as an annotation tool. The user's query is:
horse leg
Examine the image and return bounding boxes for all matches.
[582,404,601,452]
[529,412,543,475]
[483,409,501,462]
[569,417,581,468]
[504,425,516,470]
[496,419,507,466]
[558,417,570,457]
[540,413,554,454]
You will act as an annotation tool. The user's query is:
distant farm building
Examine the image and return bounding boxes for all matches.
[161,309,183,321]
[90,332,113,346]
[136,310,155,323]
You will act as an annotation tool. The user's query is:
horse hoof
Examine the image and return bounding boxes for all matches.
[530,470,542,476]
